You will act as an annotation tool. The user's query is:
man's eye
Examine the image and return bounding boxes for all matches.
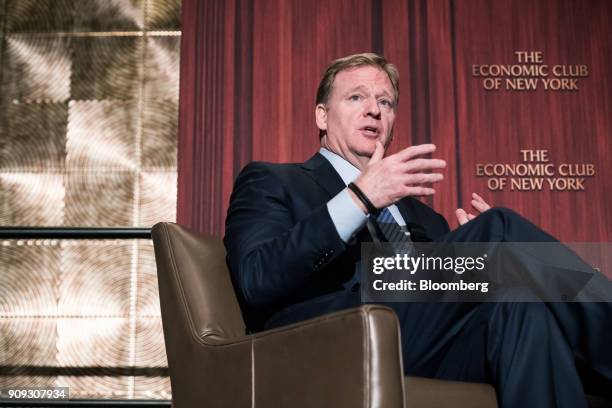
[348,94,362,101]
[379,99,393,108]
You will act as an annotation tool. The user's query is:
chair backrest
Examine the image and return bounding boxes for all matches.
[151,222,246,344]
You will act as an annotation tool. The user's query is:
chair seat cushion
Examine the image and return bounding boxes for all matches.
[404,376,497,408]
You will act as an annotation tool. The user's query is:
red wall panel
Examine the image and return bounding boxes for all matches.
[178,0,612,246]
[451,0,612,240]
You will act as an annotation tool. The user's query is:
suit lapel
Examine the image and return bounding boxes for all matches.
[396,198,415,224]
[300,153,346,199]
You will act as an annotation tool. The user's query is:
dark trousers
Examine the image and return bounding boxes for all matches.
[390,208,612,408]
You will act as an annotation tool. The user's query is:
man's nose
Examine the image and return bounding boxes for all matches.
[363,96,381,118]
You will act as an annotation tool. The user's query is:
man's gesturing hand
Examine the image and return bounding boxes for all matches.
[456,193,491,225]
[349,142,446,213]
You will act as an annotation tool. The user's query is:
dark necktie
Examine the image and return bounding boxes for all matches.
[373,207,414,254]
[346,207,414,292]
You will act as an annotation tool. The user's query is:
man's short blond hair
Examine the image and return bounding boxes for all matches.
[316,53,399,105]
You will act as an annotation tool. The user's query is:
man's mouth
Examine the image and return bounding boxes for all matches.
[360,126,380,136]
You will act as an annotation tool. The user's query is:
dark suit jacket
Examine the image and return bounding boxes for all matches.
[224,153,450,332]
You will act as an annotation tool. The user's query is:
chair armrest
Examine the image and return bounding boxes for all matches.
[247,304,405,408]
[171,305,405,408]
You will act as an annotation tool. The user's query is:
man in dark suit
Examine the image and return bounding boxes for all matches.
[224,53,611,407]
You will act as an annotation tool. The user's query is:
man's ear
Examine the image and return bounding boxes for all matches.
[315,104,327,132]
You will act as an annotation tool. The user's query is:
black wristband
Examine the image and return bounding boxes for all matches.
[347,182,379,215]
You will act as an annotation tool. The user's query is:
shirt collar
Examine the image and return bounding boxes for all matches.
[319,147,361,186]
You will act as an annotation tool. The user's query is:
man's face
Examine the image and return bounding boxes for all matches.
[316,65,396,169]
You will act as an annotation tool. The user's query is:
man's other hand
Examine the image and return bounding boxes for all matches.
[350,142,446,212]
[456,193,491,225]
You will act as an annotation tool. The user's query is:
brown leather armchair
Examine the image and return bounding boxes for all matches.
[152,222,498,408]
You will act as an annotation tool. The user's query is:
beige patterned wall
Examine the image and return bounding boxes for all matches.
[0,0,180,399]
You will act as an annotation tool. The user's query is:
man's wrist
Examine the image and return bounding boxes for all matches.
[347,187,368,214]
[327,189,369,242]
[347,182,379,215]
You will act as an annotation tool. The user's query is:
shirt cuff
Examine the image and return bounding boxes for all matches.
[327,188,368,243]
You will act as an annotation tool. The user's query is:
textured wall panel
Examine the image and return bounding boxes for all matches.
[146,0,181,30]
[67,100,138,171]
[0,243,60,316]
[64,171,135,226]
[59,242,134,316]
[0,0,178,400]
[57,318,130,366]
[134,319,167,367]
[1,102,68,171]
[0,372,57,390]
[0,173,65,225]
[71,37,143,100]
[0,319,57,368]
[59,375,131,399]
[142,100,178,169]
[0,319,58,386]
[0,1,6,34]
[133,376,171,399]
[138,172,177,227]
[135,241,162,317]
[2,37,71,101]
[133,241,168,398]
[0,239,170,398]
[74,0,145,31]
[5,0,75,32]
[144,36,180,101]
[132,319,169,399]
